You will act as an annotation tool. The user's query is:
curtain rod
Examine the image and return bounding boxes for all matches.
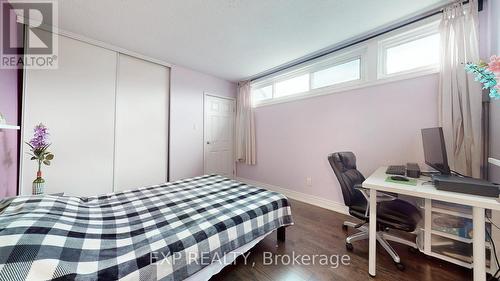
[249,0,482,83]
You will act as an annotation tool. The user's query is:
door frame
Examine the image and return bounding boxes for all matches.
[203,92,236,178]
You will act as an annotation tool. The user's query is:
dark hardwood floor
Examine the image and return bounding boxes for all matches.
[211,199,472,281]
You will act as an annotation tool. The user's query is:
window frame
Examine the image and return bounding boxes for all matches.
[377,21,440,80]
[310,55,363,90]
[251,16,441,108]
[251,83,273,103]
[273,72,311,99]
[252,46,367,106]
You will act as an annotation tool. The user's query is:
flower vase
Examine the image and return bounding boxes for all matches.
[32,171,45,195]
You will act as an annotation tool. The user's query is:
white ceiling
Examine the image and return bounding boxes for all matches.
[51,0,448,81]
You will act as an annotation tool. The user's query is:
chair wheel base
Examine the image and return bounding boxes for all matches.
[346,242,353,251]
[395,262,405,271]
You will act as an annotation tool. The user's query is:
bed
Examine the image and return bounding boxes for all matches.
[0,175,293,281]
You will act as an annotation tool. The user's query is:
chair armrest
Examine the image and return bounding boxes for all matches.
[354,184,397,217]
[376,192,398,201]
[353,184,369,201]
[354,184,397,202]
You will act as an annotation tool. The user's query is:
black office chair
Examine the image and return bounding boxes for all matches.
[328,152,421,270]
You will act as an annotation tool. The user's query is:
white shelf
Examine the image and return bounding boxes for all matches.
[428,229,491,249]
[429,251,495,274]
[431,229,472,243]
[0,124,20,130]
[427,251,473,269]
[431,203,491,220]
[419,199,496,274]
[421,227,492,246]
[432,206,472,219]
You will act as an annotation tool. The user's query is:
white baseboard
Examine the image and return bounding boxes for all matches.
[236,177,349,215]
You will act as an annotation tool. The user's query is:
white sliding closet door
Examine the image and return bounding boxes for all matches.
[114,54,169,192]
[22,32,117,196]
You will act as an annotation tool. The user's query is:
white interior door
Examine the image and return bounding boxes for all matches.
[204,95,235,178]
[114,54,169,192]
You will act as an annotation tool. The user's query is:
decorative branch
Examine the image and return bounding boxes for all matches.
[465,56,500,100]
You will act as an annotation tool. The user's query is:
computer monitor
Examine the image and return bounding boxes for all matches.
[421,127,451,175]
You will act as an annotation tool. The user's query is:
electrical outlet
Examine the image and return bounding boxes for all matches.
[306,177,312,186]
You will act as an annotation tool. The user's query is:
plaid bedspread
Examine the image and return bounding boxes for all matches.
[0,175,293,281]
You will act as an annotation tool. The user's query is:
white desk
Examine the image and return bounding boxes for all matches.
[363,167,500,281]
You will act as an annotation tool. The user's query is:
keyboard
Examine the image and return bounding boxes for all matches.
[386,165,406,176]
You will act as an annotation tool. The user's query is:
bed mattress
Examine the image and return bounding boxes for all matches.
[0,175,293,281]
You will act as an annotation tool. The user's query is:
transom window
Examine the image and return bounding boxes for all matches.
[252,85,272,103]
[251,55,363,105]
[275,74,310,98]
[251,18,440,107]
[380,29,440,77]
[311,58,361,89]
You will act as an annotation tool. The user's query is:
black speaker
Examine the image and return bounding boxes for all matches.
[406,163,421,178]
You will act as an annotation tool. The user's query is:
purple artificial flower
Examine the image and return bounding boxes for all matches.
[29,123,50,149]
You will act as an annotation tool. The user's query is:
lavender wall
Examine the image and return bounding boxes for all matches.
[0,0,20,198]
[237,74,439,203]
[170,65,237,181]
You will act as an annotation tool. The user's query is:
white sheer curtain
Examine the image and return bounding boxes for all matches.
[439,0,482,178]
[235,81,256,165]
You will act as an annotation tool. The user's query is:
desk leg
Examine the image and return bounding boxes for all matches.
[369,189,377,277]
[473,207,486,281]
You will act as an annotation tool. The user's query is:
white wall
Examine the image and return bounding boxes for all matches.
[169,66,237,180]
